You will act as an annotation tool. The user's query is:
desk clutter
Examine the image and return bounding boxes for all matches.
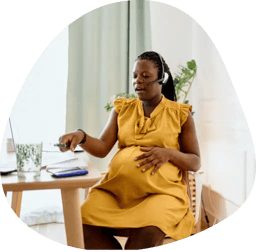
[0,146,88,178]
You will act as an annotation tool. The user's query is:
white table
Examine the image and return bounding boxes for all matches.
[0,152,102,249]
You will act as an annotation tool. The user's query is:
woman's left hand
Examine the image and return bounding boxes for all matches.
[134,147,171,175]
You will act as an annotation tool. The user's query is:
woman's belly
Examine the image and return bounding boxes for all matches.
[95,146,183,208]
[108,146,180,181]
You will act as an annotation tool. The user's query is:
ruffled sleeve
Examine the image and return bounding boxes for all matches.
[113,97,126,114]
[114,97,138,115]
[180,103,193,126]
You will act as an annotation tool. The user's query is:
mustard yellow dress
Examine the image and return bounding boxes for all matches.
[81,95,195,240]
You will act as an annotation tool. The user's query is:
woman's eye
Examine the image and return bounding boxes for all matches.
[132,75,149,79]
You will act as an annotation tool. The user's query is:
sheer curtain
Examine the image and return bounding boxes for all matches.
[66,2,129,172]
[128,0,152,92]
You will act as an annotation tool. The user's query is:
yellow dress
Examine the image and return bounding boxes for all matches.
[81,95,195,240]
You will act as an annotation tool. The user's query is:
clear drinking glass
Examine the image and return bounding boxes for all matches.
[15,142,43,179]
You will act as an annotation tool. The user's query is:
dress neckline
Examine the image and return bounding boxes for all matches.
[139,95,166,119]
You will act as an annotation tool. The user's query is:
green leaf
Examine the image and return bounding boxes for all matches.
[184,100,189,104]
[187,60,197,71]
[182,68,191,75]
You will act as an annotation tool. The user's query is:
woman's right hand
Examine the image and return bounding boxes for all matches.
[58,130,85,152]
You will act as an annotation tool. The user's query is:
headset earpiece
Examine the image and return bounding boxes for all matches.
[163,72,169,84]
[145,52,169,86]
[157,53,169,85]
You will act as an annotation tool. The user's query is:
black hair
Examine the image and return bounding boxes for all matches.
[137,51,177,101]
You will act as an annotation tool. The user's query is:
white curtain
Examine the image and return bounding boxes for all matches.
[66,0,152,172]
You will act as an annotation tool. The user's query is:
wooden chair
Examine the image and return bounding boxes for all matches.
[187,172,203,234]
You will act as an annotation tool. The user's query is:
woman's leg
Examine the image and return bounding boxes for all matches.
[83,224,123,250]
[124,226,166,250]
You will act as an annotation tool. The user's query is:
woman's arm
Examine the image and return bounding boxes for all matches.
[169,110,201,172]
[135,110,201,174]
[59,108,118,158]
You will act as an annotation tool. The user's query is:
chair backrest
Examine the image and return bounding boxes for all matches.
[188,173,197,219]
[182,170,202,223]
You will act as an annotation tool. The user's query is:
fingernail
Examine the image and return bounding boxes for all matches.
[142,168,145,172]
[151,172,155,175]
[137,164,140,167]
[71,147,74,152]
[134,157,137,161]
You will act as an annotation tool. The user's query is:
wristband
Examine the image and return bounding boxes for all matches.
[77,129,86,145]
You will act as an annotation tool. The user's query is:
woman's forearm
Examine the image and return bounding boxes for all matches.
[79,134,114,158]
[76,109,118,158]
[167,148,200,172]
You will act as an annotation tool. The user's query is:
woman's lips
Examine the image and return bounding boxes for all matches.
[136,89,146,93]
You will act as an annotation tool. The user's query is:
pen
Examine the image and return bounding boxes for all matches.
[53,143,84,152]
[54,143,70,148]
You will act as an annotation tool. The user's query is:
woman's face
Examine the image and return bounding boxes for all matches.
[132,59,162,102]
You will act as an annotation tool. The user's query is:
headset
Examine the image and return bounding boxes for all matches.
[147,52,169,86]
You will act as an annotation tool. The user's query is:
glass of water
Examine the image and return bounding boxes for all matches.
[15,142,43,179]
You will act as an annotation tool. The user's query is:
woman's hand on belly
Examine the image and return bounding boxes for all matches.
[134,146,172,175]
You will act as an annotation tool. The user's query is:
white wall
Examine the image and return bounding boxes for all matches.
[6,27,68,144]
[150,2,255,223]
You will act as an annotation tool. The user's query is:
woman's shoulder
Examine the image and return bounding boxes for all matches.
[163,98,192,126]
[164,98,192,111]
[113,97,139,114]
[114,96,138,103]
[163,98,183,110]
[113,97,138,107]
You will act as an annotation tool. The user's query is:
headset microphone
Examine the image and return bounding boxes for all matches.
[147,80,159,85]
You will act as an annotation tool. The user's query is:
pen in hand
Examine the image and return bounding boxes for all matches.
[54,143,84,153]
[54,143,70,148]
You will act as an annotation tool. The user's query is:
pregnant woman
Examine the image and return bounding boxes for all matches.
[58,51,201,250]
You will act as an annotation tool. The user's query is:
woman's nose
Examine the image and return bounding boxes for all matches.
[134,76,143,84]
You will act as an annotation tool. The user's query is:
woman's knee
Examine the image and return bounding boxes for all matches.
[83,224,101,236]
[142,226,164,236]
[83,224,122,250]
[125,226,166,249]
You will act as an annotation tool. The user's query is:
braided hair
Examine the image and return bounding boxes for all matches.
[137,51,177,101]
